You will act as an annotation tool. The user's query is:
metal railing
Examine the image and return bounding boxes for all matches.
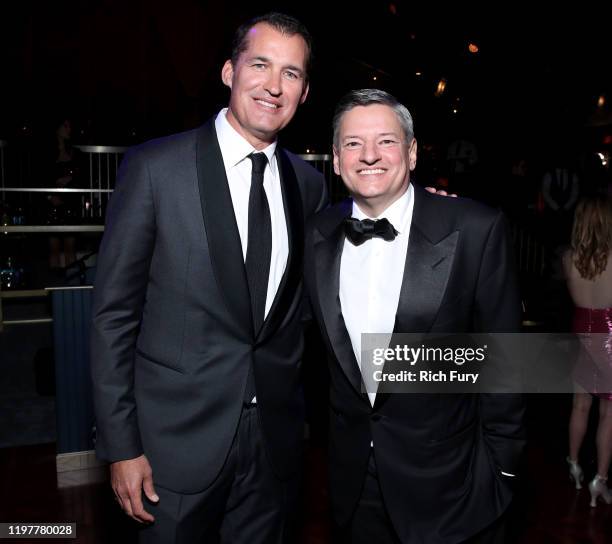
[73,145,127,220]
[0,289,52,332]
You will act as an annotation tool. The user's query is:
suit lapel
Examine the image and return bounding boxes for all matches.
[258,149,304,342]
[393,224,458,334]
[314,201,367,397]
[394,188,459,333]
[196,120,252,339]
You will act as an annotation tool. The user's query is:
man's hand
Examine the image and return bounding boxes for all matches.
[424,186,458,197]
[111,454,159,523]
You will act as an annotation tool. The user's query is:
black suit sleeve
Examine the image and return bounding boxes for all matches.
[90,149,156,462]
[314,175,330,215]
[474,211,526,477]
[300,163,329,323]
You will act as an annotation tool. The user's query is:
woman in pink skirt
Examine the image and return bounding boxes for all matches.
[563,196,612,507]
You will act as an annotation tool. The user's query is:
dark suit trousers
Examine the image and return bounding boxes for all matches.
[335,450,401,544]
[138,404,299,544]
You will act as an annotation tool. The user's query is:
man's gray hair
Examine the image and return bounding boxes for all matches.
[332,89,414,147]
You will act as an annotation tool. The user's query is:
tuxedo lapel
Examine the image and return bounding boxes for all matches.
[314,202,366,397]
[393,225,458,334]
[258,149,304,342]
[394,186,459,334]
[196,120,252,340]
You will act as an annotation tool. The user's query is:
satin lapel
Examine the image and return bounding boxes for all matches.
[393,224,459,333]
[196,120,252,340]
[314,204,366,397]
[258,149,304,342]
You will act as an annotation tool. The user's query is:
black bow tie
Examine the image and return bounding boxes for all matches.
[344,217,398,246]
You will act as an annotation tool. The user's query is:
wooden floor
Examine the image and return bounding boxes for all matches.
[1,395,611,543]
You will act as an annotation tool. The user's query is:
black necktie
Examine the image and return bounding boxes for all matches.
[245,152,271,333]
[344,217,398,246]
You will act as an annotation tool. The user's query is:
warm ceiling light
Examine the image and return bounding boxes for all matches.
[435,78,447,97]
[598,95,606,108]
[415,71,422,76]
[468,43,479,54]
[373,76,377,81]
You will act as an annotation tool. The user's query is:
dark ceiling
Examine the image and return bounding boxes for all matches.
[1,1,610,161]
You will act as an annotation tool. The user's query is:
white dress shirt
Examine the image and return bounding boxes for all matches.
[215,109,289,318]
[340,184,414,406]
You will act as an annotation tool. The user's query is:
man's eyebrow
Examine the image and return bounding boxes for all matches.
[247,56,304,76]
[247,55,270,64]
[342,132,400,140]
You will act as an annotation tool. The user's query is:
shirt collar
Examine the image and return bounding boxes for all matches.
[215,108,277,172]
[352,183,413,235]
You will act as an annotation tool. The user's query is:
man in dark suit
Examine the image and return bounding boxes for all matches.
[304,89,525,543]
[91,13,327,543]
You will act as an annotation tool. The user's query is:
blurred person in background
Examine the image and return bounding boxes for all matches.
[541,154,580,246]
[564,196,612,507]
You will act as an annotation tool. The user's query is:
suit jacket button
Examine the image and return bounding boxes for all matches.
[371,414,381,422]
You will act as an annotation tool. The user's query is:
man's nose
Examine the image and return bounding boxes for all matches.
[264,70,282,97]
[359,141,380,164]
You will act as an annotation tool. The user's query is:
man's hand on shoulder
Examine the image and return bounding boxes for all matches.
[111,454,159,523]
[424,186,458,197]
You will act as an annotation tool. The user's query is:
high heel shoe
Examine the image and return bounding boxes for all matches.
[566,457,584,490]
[588,475,612,507]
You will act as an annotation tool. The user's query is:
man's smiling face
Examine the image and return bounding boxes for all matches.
[221,22,309,150]
[334,104,417,217]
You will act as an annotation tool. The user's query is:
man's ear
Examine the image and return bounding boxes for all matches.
[221,60,234,89]
[299,81,310,105]
[409,138,417,171]
[333,146,340,176]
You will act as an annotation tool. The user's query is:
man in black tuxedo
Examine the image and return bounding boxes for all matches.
[90,13,327,543]
[304,89,525,543]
